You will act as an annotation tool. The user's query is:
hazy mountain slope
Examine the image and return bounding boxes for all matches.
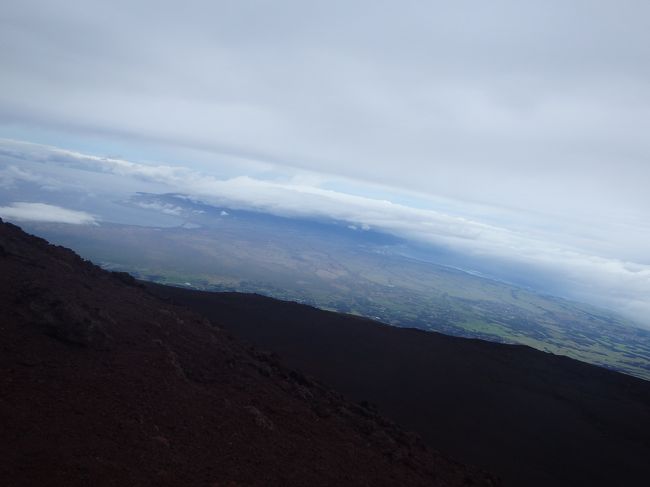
[0,219,497,487]
[147,284,650,487]
[20,195,650,381]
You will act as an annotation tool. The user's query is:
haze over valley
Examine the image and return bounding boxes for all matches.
[14,190,650,381]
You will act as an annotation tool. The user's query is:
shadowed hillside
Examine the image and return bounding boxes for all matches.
[147,284,650,487]
[0,219,497,487]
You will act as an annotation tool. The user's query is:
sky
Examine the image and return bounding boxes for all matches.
[1,1,649,323]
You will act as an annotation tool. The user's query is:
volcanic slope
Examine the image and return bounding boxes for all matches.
[147,284,650,487]
[0,219,497,487]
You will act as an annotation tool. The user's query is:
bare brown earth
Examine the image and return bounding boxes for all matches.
[147,284,650,487]
[0,219,498,487]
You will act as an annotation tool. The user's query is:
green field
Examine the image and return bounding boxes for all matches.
[23,218,650,381]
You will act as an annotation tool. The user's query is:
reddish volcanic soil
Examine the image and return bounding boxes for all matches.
[147,283,650,487]
[0,219,498,486]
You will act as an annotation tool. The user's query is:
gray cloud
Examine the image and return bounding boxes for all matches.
[1,1,649,220]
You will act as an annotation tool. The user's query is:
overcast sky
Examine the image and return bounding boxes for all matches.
[1,1,649,322]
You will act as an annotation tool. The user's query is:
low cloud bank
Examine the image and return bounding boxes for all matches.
[0,202,97,225]
[1,139,649,325]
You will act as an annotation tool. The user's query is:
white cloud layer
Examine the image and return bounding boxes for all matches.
[0,202,97,225]
[1,138,648,325]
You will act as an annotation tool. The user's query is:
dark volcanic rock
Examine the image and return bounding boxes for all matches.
[0,219,497,487]
[146,284,650,487]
